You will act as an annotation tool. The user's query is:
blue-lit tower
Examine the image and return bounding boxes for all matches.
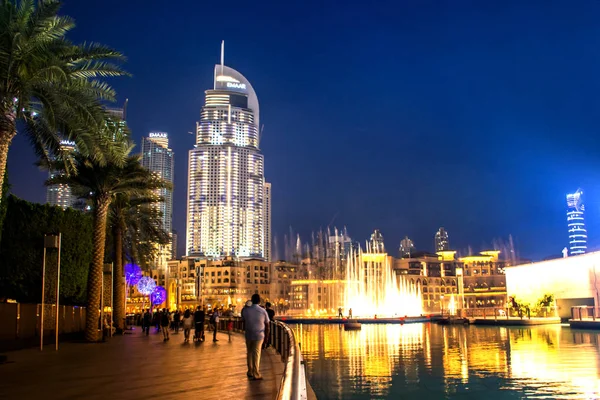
[566,188,587,256]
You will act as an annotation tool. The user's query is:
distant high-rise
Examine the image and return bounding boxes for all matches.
[142,132,174,235]
[567,188,587,256]
[399,236,415,257]
[186,42,269,259]
[46,140,76,209]
[369,229,385,253]
[435,227,449,252]
[172,230,178,259]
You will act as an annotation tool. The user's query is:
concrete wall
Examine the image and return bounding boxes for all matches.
[506,252,600,311]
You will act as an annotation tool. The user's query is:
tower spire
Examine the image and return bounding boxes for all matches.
[220,40,224,75]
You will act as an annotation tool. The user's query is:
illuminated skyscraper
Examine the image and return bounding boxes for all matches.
[566,188,587,256]
[186,43,270,259]
[399,236,415,257]
[435,227,449,252]
[264,182,272,261]
[46,140,76,209]
[142,132,174,235]
[369,229,385,253]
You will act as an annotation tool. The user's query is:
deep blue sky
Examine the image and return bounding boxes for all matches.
[7,1,600,260]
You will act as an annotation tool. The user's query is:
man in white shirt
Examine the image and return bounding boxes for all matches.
[242,294,270,380]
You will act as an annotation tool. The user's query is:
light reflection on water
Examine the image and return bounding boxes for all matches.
[294,323,600,399]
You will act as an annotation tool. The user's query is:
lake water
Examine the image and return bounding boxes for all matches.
[293,323,600,399]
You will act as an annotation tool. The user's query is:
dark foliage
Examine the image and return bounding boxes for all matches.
[0,195,92,305]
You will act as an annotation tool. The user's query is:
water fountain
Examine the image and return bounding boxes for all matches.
[344,249,423,318]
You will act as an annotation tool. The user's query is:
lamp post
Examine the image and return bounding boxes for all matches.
[41,233,61,351]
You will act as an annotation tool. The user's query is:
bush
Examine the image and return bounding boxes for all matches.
[0,195,92,305]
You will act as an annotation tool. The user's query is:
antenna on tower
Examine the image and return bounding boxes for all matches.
[259,124,264,143]
[220,40,225,75]
[122,98,129,121]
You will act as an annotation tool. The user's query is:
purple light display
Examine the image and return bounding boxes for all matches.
[137,276,156,296]
[124,263,142,285]
[150,286,166,305]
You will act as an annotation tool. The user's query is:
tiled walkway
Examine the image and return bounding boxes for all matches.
[0,329,283,400]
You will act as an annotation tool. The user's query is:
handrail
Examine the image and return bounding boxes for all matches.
[458,306,558,319]
[217,316,307,400]
[273,320,307,400]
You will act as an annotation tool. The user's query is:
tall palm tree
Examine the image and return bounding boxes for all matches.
[47,132,167,342]
[109,192,170,332]
[0,0,128,199]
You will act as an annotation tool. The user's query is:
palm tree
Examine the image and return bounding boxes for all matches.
[0,0,127,199]
[47,131,168,342]
[109,192,170,332]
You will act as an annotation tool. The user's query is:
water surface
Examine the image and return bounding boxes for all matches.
[293,323,600,399]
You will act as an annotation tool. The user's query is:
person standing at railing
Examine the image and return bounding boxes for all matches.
[242,294,270,380]
[265,302,275,348]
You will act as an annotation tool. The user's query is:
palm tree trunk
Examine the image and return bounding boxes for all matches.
[0,114,17,200]
[113,223,125,332]
[85,196,110,342]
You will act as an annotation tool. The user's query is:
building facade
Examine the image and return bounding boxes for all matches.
[186,56,270,259]
[566,188,587,256]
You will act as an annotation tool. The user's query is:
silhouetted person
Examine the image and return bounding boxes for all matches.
[160,309,170,341]
[194,306,205,342]
[142,309,151,336]
[173,310,181,333]
[182,309,193,342]
[210,308,221,342]
[265,302,275,347]
[242,294,270,380]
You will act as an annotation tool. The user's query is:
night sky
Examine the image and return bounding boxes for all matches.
[7,1,600,260]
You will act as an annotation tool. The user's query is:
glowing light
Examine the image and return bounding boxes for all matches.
[137,276,156,296]
[150,286,167,305]
[125,263,142,286]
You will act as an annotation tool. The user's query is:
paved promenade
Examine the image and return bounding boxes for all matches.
[0,329,283,400]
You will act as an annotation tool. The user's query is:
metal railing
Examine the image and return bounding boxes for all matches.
[271,320,307,400]
[214,316,307,400]
[571,306,600,321]
[458,306,557,320]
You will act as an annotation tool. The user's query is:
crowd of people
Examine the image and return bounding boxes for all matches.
[136,297,274,381]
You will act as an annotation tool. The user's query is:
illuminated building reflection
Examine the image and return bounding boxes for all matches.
[297,323,600,399]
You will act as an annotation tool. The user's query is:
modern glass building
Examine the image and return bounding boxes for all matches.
[435,227,449,252]
[142,132,174,235]
[46,140,77,209]
[566,188,587,256]
[186,49,270,259]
